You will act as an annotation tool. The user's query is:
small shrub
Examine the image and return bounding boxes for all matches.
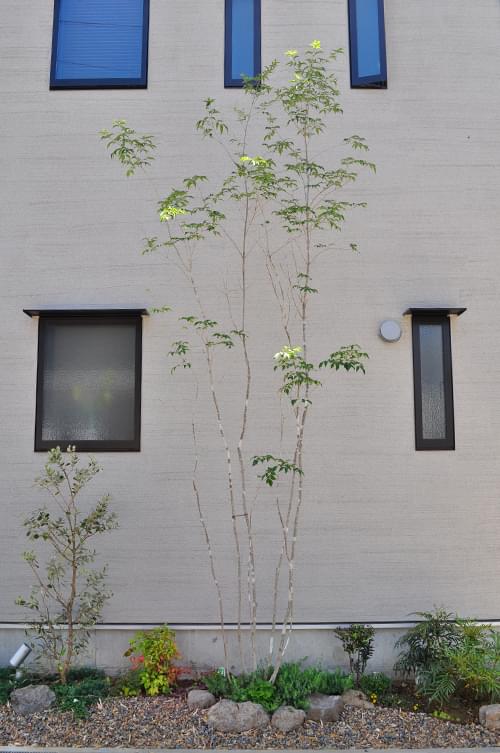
[394,608,463,679]
[125,625,180,696]
[359,672,391,697]
[273,662,314,709]
[16,448,117,684]
[334,624,374,686]
[242,678,279,712]
[418,627,500,705]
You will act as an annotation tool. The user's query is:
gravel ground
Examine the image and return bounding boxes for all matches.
[0,696,498,749]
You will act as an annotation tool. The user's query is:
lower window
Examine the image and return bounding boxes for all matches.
[411,314,455,451]
[34,314,142,451]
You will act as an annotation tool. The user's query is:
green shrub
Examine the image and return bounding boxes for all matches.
[359,672,391,697]
[273,663,315,709]
[334,624,374,686]
[125,625,180,696]
[311,668,354,695]
[418,628,500,705]
[204,662,353,712]
[54,674,110,718]
[395,609,500,705]
[394,608,463,678]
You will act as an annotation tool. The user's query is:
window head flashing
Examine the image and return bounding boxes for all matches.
[24,308,149,318]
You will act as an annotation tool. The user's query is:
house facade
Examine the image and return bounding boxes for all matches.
[1,0,499,673]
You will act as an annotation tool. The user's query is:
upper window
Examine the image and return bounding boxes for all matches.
[411,313,455,451]
[347,0,387,88]
[28,311,143,451]
[50,0,149,89]
[224,0,261,88]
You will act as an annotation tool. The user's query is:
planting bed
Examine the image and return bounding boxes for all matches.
[0,693,498,749]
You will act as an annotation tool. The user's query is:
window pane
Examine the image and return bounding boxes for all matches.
[40,321,137,442]
[54,0,145,81]
[419,324,446,440]
[231,0,255,81]
[354,0,382,77]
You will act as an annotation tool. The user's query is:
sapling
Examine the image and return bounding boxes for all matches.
[101,41,374,675]
[16,447,117,684]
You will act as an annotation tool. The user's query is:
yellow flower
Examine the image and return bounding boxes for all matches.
[286,49,298,57]
[310,40,322,49]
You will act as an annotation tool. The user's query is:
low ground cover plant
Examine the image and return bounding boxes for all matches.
[54,668,110,718]
[359,671,392,700]
[0,666,110,718]
[204,662,353,712]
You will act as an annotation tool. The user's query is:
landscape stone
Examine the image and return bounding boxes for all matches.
[187,689,216,709]
[207,698,270,732]
[236,701,270,731]
[10,684,56,716]
[271,705,306,732]
[342,688,374,709]
[305,693,344,723]
[479,704,500,731]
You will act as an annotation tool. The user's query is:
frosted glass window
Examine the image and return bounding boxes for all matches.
[50,0,149,88]
[412,316,455,451]
[225,0,261,87]
[348,0,387,88]
[419,325,446,440]
[36,317,141,451]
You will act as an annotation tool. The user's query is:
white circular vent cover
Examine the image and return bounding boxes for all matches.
[379,320,402,342]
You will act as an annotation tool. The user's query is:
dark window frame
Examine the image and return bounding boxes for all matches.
[224,0,261,88]
[34,314,143,452]
[347,0,387,89]
[49,0,150,90]
[412,314,455,451]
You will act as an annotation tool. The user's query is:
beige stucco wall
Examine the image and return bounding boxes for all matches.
[1,0,500,659]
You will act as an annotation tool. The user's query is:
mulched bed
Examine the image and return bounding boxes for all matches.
[0,695,498,749]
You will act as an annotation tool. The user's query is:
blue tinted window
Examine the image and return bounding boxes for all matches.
[348,0,387,88]
[50,0,149,88]
[225,0,261,87]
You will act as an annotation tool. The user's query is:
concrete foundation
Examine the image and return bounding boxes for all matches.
[1,623,498,677]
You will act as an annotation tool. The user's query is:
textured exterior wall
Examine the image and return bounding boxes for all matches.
[1,0,500,658]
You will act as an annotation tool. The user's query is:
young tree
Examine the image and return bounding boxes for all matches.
[16,447,117,684]
[102,42,374,676]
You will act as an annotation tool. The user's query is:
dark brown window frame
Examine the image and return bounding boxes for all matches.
[411,313,455,451]
[30,311,144,452]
